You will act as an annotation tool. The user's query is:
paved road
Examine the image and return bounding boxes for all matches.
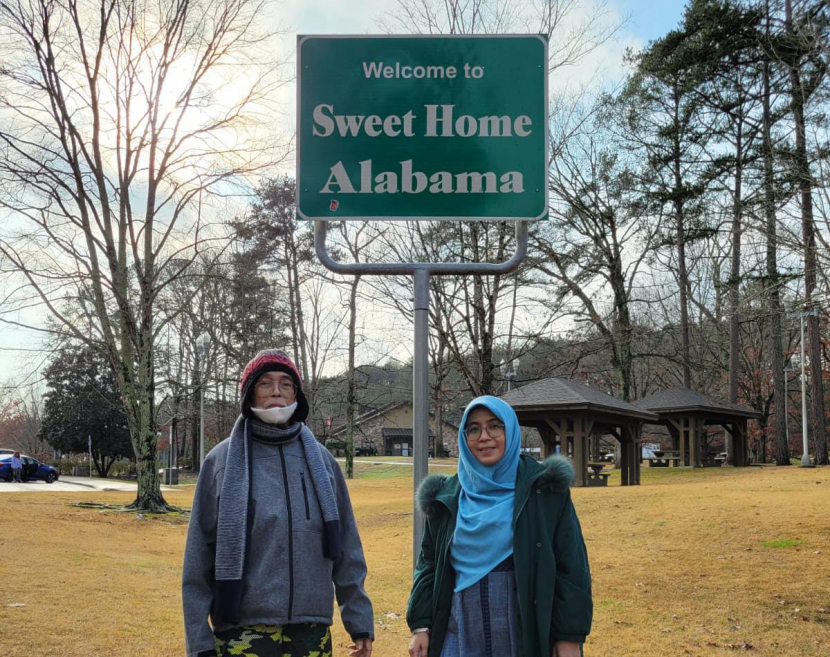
[0,476,177,493]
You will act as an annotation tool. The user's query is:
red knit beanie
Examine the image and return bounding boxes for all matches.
[239,349,308,422]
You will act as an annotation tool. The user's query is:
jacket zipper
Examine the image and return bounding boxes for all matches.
[300,473,311,520]
[278,445,294,621]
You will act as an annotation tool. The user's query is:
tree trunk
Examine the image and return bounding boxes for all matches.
[726,123,743,465]
[763,20,789,466]
[93,453,117,478]
[675,205,692,389]
[434,329,446,459]
[126,341,169,511]
[673,90,692,389]
[611,251,633,401]
[191,358,200,469]
[786,11,827,462]
[220,359,228,439]
[285,240,301,368]
[291,246,311,396]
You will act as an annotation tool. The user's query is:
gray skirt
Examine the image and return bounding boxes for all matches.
[441,556,523,657]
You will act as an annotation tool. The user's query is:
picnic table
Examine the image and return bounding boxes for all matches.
[644,450,681,467]
[703,451,727,467]
[587,462,610,487]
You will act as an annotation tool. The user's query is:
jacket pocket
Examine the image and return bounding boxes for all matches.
[291,530,335,619]
[301,473,311,520]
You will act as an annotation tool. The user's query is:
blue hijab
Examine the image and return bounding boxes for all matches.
[451,395,522,592]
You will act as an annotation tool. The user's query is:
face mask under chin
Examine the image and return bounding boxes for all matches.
[250,401,298,425]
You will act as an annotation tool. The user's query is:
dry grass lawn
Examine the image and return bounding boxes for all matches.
[1,464,829,656]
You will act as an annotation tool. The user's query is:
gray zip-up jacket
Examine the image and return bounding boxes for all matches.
[182,435,374,656]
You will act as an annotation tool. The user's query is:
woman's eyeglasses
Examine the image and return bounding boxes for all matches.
[463,421,505,441]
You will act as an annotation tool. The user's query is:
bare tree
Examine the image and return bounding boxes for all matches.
[0,388,46,457]
[369,219,556,397]
[536,97,658,401]
[760,1,791,465]
[335,223,375,478]
[368,0,625,397]
[379,0,623,75]
[0,0,286,510]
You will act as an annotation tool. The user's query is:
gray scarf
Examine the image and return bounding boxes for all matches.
[212,415,341,625]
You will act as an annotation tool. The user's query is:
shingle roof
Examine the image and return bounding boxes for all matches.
[329,402,459,438]
[632,387,762,419]
[499,378,658,421]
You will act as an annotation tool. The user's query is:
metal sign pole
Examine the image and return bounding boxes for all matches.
[412,269,430,565]
[314,220,528,567]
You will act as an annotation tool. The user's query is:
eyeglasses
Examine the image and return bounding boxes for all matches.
[254,377,297,396]
[463,421,505,441]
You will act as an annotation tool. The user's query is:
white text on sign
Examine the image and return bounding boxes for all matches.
[312,105,532,139]
[362,62,486,79]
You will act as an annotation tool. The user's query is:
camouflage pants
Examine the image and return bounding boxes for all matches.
[214,623,332,657]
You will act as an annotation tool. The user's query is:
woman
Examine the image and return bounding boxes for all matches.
[183,349,374,657]
[407,396,592,657]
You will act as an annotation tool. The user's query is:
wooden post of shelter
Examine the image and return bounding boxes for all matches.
[679,418,688,466]
[537,423,556,459]
[689,416,701,468]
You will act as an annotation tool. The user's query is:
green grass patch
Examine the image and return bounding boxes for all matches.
[335,457,458,480]
[761,538,801,549]
[353,464,414,480]
[336,462,420,480]
[596,597,623,611]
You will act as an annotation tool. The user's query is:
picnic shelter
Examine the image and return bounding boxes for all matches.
[633,387,762,467]
[500,378,658,487]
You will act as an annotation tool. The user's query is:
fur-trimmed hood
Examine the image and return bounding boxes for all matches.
[535,454,575,489]
[416,471,455,519]
[417,455,574,519]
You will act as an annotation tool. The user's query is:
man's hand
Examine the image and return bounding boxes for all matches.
[408,632,429,657]
[553,640,581,657]
[348,638,373,657]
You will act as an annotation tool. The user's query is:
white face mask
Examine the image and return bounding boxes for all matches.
[251,401,298,425]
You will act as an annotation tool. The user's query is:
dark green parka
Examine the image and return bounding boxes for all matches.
[406,455,592,656]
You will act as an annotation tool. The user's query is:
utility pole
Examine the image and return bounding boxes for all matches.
[788,309,819,467]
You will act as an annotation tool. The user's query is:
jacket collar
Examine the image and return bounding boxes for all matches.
[417,455,574,520]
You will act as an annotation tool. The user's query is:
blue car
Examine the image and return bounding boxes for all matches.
[0,454,59,483]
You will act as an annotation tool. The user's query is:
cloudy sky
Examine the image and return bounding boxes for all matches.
[0,0,686,391]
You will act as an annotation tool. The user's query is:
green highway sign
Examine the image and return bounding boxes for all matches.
[296,35,548,221]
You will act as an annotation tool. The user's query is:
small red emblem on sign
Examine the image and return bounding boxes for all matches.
[329,200,339,211]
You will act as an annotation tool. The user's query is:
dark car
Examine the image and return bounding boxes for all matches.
[355,441,378,457]
[0,454,59,483]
